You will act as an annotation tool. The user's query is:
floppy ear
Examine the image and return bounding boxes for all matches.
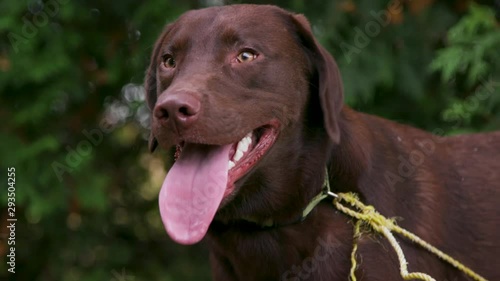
[144,24,173,152]
[291,14,344,144]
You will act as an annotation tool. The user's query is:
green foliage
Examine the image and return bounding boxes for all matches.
[0,1,498,280]
[430,3,500,134]
[430,4,500,85]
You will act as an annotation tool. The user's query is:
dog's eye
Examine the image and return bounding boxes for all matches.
[236,51,257,63]
[162,55,176,68]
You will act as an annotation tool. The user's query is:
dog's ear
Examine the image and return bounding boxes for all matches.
[144,24,173,152]
[291,14,344,144]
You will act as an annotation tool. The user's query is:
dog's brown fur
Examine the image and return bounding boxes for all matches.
[146,4,500,281]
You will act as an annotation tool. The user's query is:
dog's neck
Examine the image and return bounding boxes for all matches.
[238,168,332,228]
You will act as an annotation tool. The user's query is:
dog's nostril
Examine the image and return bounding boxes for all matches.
[155,107,169,120]
[179,106,190,117]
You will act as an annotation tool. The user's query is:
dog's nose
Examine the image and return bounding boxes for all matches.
[154,94,201,129]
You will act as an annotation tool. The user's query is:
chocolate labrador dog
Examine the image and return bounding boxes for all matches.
[145,4,500,281]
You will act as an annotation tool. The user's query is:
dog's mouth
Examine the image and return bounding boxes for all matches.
[158,122,279,245]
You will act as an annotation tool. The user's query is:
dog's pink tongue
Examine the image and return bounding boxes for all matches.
[159,143,231,245]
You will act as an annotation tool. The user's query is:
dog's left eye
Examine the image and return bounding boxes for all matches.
[162,54,176,68]
[236,51,257,63]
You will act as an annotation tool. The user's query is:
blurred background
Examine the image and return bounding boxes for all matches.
[0,0,499,280]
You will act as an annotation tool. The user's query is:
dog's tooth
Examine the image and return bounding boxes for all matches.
[228,160,235,169]
[236,139,249,154]
[234,150,244,162]
[233,133,252,163]
[241,140,250,152]
[240,140,248,149]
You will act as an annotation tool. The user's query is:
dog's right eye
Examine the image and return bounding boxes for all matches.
[236,51,257,63]
[162,55,176,69]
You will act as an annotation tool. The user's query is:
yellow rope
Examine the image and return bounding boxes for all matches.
[349,220,362,281]
[333,192,488,281]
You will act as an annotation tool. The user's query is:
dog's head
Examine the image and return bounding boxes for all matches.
[145,4,344,244]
